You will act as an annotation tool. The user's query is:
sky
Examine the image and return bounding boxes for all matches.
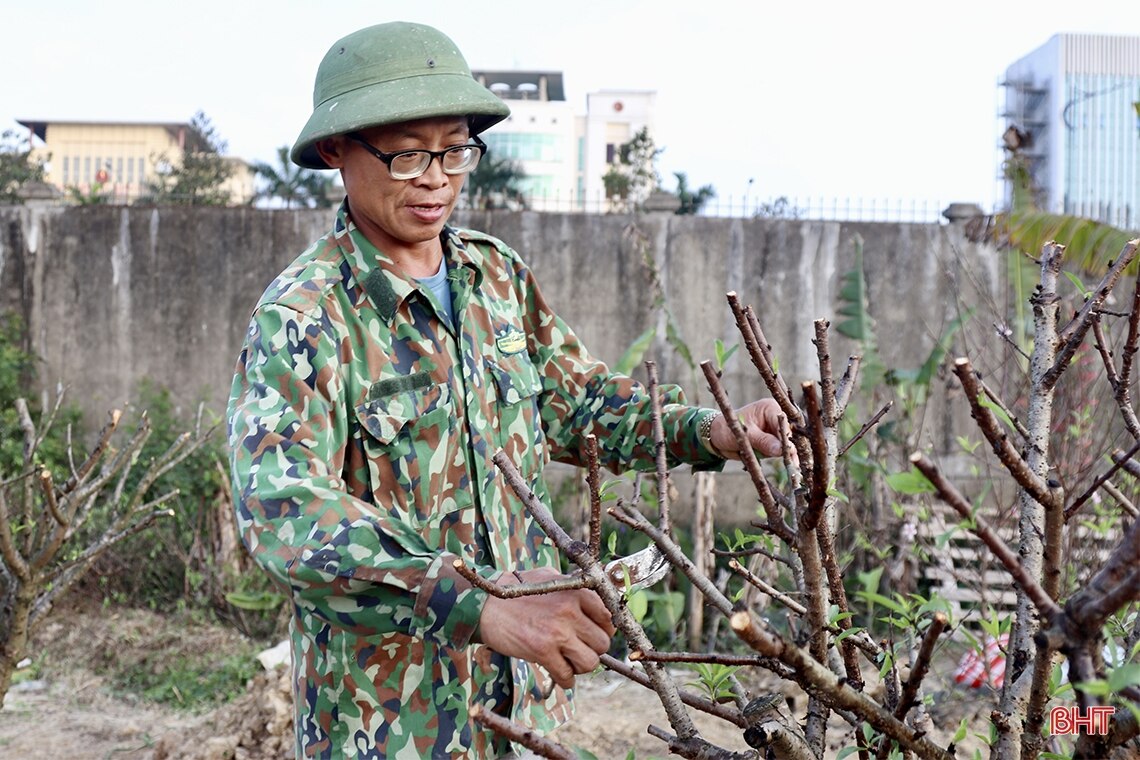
[5,0,1139,213]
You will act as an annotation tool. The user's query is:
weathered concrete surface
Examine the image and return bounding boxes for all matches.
[0,204,1000,520]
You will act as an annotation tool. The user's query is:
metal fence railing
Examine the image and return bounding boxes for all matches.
[467,191,953,223]
[40,182,955,224]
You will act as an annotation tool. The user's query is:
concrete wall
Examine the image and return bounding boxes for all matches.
[0,204,1001,518]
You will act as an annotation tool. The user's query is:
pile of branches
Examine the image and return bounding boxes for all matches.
[468,238,1140,760]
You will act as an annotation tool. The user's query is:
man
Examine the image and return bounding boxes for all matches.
[228,21,787,759]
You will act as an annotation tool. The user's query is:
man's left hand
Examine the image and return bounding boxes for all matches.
[707,399,791,460]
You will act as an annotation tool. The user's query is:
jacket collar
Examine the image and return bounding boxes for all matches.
[334,202,484,324]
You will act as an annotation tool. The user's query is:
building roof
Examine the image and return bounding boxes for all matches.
[16,119,209,150]
[471,71,565,101]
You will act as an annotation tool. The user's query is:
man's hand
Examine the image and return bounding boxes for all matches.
[708,398,792,460]
[477,567,615,690]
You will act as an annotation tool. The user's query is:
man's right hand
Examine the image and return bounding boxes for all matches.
[476,567,615,690]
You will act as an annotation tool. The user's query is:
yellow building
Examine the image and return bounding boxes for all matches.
[17,119,254,205]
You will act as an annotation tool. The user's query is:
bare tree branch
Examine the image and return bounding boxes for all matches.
[834,355,862,420]
[491,451,700,740]
[700,361,793,543]
[978,377,1031,442]
[1051,239,1140,389]
[452,561,590,597]
[952,357,1056,508]
[61,408,122,493]
[726,292,800,425]
[894,613,946,722]
[728,612,954,760]
[838,401,892,458]
[646,361,672,535]
[910,453,1062,619]
[646,725,757,760]
[1065,440,1140,522]
[728,558,805,616]
[814,319,838,427]
[801,382,828,531]
[585,434,602,561]
[469,703,575,760]
[994,321,1032,361]
[1101,480,1139,518]
[600,654,752,728]
[609,502,732,616]
[0,489,29,582]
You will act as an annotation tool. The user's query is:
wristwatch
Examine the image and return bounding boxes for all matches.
[697,410,723,457]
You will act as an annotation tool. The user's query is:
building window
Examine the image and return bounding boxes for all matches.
[482,133,562,163]
[127,157,134,183]
[84,156,91,183]
[605,143,616,164]
[116,157,123,181]
[61,156,69,185]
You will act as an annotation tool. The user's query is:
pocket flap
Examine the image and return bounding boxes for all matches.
[487,356,542,405]
[355,380,452,444]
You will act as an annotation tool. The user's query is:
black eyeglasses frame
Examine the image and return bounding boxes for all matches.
[345,133,488,179]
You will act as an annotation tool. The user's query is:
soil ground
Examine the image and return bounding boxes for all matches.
[0,598,1001,759]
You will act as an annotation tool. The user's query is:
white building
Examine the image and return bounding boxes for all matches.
[581,90,656,209]
[474,70,656,212]
[1001,34,1140,228]
[473,71,578,211]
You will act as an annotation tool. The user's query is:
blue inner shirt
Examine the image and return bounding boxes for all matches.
[416,256,455,329]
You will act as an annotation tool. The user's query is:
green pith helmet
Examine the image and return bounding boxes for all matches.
[291,22,510,169]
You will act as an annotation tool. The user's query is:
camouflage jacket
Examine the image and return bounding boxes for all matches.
[227,205,722,759]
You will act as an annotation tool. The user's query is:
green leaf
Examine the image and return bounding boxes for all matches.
[952,717,969,744]
[836,748,863,760]
[1064,270,1091,297]
[837,235,873,341]
[714,339,739,371]
[827,476,849,503]
[829,606,857,624]
[997,209,1134,276]
[857,567,884,594]
[575,749,601,760]
[225,591,285,611]
[1108,663,1140,693]
[977,393,1017,433]
[598,479,623,503]
[628,589,649,622]
[665,319,695,371]
[614,325,657,376]
[915,597,953,620]
[878,651,895,679]
[856,591,910,617]
[956,435,981,454]
[885,468,936,495]
[1074,679,1111,697]
[914,309,974,389]
[835,626,864,644]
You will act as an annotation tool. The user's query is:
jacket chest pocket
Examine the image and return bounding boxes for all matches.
[487,354,547,479]
[353,381,467,539]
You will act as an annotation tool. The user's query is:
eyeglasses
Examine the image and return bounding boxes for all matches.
[346,133,487,180]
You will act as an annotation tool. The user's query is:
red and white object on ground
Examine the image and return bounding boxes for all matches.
[953,633,1008,689]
